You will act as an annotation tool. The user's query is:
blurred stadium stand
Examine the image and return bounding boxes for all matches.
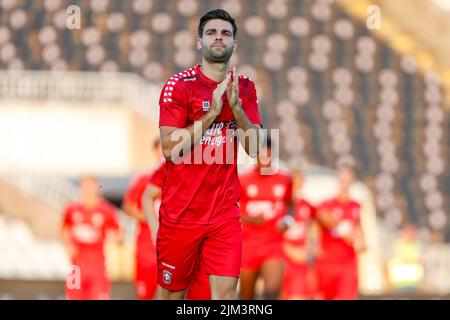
[0,0,449,298]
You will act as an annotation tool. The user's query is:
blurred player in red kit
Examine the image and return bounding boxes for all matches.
[314,165,366,300]
[157,9,262,299]
[239,138,293,299]
[281,170,318,299]
[124,139,211,300]
[123,139,165,300]
[62,175,121,300]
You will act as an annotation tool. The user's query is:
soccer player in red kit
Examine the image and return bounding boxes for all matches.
[157,9,262,299]
[142,159,213,301]
[239,138,293,300]
[125,139,211,300]
[62,175,121,300]
[314,165,366,300]
[123,139,165,300]
[281,171,318,299]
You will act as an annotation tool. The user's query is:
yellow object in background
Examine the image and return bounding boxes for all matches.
[388,238,424,290]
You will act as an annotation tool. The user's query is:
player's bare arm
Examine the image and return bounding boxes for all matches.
[122,200,146,222]
[141,184,160,220]
[141,184,161,245]
[306,220,320,263]
[106,227,123,244]
[227,67,262,157]
[340,222,365,252]
[61,227,77,259]
[353,224,367,252]
[107,210,123,244]
[277,200,296,233]
[240,215,264,225]
[316,209,339,229]
[283,242,307,264]
[160,74,230,161]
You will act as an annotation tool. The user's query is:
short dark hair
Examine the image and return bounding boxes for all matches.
[198,9,237,38]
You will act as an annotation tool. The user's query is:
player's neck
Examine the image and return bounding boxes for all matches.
[338,191,350,202]
[82,197,101,208]
[200,60,229,82]
[338,192,350,202]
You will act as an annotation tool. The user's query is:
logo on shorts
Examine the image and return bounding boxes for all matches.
[202,100,211,112]
[163,270,172,285]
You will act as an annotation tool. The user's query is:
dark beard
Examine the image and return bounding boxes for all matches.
[203,46,233,63]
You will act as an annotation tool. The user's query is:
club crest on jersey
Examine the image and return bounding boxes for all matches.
[202,100,211,112]
[163,270,172,285]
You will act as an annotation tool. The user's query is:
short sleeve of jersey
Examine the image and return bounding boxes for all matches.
[103,204,120,232]
[159,80,188,128]
[309,202,318,220]
[62,205,73,228]
[124,176,147,206]
[243,80,262,127]
[285,175,293,203]
[352,202,361,224]
[148,160,166,188]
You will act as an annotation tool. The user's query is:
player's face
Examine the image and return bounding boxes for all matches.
[338,168,354,193]
[198,19,236,63]
[403,224,417,241]
[80,176,100,200]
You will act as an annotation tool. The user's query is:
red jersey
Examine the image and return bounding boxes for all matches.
[240,167,293,245]
[316,198,361,263]
[159,65,262,224]
[124,159,166,211]
[124,160,166,300]
[62,200,120,268]
[125,174,152,209]
[148,159,166,189]
[284,199,316,247]
[124,159,166,253]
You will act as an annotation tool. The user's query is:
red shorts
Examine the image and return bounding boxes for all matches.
[185,260,211,300]
[282,260,317,299]
[315,259,358,300]
[241,239,284,271]
[65,261,110,300]
[156,216,242,291]
[135,223,158,300]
